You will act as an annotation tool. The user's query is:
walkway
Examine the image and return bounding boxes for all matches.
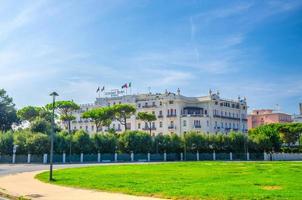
[0,170,165,200]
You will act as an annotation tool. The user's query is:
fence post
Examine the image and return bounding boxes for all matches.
[80,153,83,163]
[43,154,48,164]
[230,152,233,161]
[213,150,216,161]
[62,152,66,164]
[12,153,16,164]
[114,153,118,162]
[147,153,150,162]
[97,152,101,163]
[196,151,199,161]
[180,153,183,161]
[27,153,31,163]
[247,152,250,161]
[131,152,134,162]
[163,152,167,161]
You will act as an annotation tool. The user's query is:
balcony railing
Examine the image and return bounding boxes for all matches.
[142,127,156,130]
[167,114,177,118]
[181,114,203,117]
[194,125,201,128]
[158,115,163,118]
[142,105,157,108]
[168,125,175,129]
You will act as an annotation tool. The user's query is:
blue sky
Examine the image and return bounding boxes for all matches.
[0,0,302,114]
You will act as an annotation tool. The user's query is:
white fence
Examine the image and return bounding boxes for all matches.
[264,153,302,161]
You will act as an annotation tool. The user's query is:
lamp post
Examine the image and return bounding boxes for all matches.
[49,91,58,181]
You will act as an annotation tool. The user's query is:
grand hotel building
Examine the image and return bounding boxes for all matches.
[70,90,248,136]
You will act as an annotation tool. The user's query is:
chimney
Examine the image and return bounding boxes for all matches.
[300,103,302,115]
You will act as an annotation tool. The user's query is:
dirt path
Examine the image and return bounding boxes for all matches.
[0,171,165,200]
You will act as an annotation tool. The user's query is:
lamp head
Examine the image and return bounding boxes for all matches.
[50,92,59,97]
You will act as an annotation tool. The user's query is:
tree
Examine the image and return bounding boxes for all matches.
[17,106,42,122]
[184,132,207,152]
[279,123,302,147]
[112,104,136,131]
[137,112,157,135]
[46,100,80,132]
[229,131,247,152]
[46,100,80,160]
[0,89,18,131]
[26,133,50,154]
[82,107,113,132]
[0,131,14,154]
[248,124,282,152]
[119,131,152,153]
[30,118,52,134]
[72,130,92,154]
[92,133,117,153]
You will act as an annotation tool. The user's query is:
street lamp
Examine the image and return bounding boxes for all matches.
[49,91,58,181]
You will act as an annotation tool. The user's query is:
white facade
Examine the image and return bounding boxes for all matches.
[69,90,248,136]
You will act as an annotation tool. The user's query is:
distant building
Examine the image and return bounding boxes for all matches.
[292,103,302,123]
[68,90,248,136]
[247,109,292,129]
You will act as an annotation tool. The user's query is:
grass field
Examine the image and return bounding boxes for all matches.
[36,162,302,200]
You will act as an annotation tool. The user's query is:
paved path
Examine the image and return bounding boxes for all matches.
[0,163,166,200]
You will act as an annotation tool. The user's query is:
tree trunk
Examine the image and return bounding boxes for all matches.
[124,116,127,131]
[68,120,72,163]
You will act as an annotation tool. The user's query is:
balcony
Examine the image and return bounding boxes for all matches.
[168,125,175,129]
[213,114,241,120]
[194,125,201,129]
[167,114,177,118]
[181,114,203,117]
[142,104,157,108]
[142,127,156,130]
[158,115,163,118]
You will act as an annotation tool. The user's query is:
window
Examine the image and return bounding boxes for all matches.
[138,123,141,129]
[152,122,155,128]
[207,121,209,127]
[169,100,174,104]
[145,102,148,107]
[205,110,207,115]
[159,121,163,128]
[215,121,217,128]
[85,126,88,131]
[183,120,187,127]
[152,102,156,106]
[80,126,82,129]
[91,126,94,131]
[138,103,141,108]
[221,122,223,128]
[118,124,121,130]
[160,101,162,106]
[159,110,162,115]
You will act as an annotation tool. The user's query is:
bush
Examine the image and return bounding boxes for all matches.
[0,131,14,154]
[92,133,118,153]
[72,130,92,154]
[119,131,152,153]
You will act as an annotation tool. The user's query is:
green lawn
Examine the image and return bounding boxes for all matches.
[36,162,302,200]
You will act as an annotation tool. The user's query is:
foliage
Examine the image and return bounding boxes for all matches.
[92,133,117,153]
[72,130,92,154]
[13,130,49,154]
[111,104,136,130]
[278,123,302,146]
[0,131,14,154]
[82,107,113,132]
[46,100,79,132]
[248,124,282,152]
[153,134,182,153]
[30,118,52,134]
[17,106,42,122]
[119,131,152,153]
[137,112,157,135]
[0,89,18,131]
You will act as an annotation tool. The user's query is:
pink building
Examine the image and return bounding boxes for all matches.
[247,109,292,129]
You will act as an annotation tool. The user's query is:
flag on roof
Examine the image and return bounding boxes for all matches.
[101,86,105,92]
[121,83,128,89]
[96,86,100,93]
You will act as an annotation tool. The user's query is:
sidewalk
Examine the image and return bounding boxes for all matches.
[0,171,165,200]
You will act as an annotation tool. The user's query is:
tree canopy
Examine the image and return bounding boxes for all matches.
[82,107,114,132]
[137,112,157,135]
[0,89,18,131]
[111,104,136,130]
